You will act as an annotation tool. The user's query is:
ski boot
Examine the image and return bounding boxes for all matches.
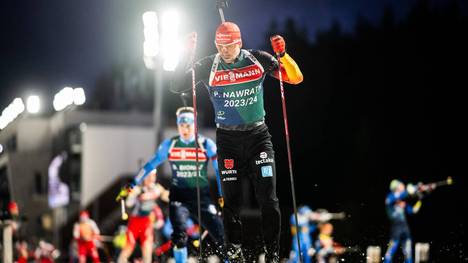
[264,243,280,263]
[241,247,258,263]
[226,243,244,263]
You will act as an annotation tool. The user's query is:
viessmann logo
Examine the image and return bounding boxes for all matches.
[211,64,263,86]
[169,148,207,161]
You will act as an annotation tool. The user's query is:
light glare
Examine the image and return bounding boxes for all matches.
[144,41,159,57]
[26,95,41,114]
[163,49,181,71]
[161,10,180,31]
[73,88,86,105]
[142,11,157,27]
[142,11,159,59]
[0,98,25,130]
[161,10,181,71]
[53,87,86,111]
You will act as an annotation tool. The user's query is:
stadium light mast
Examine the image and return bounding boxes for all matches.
[142,9,181,146]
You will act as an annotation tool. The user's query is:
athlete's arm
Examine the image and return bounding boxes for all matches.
[171,34,214,93]
[73,224,80,239]
[125,187,140,207]
[251,49,302,85]
[408,200,422,214]
[275,53,303,84]
[154,205,164,221]
[156,184,170,203]
[270,35,303,84]
[133,139,172,185]
[385,191,409,205]
[90,220,100,236]
[205,138,224,206]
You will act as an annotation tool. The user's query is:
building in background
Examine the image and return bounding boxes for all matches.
[0,109,211,254]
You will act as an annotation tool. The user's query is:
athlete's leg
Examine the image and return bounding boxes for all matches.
[217,152,243,244]
[249,133,281,262]
[402,237,413,263]
[141,231,154,263]
[117,230,136,263]
[217,129,246,262]
[88,242,100,263]
[218,156,245,262]
[197,201,225,259]
[384,239,400,263]
[170,201,190,263]
[289,233,312,263]
[199,202,224,243]
[302,234,313,263]
[77,241,88,263]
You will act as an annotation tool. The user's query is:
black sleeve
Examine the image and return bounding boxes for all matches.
[249,49,279,76]
[170,54,215,94]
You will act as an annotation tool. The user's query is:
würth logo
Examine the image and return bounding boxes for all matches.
[211,65,263,86]
[224,159,234,169]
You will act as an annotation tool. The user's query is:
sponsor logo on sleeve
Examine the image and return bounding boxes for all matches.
[261,165,273,177]
[255,152,274,165]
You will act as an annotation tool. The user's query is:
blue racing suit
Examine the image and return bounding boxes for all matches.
[288,206,317,263]
[133,135,224,262]
[384,191,420,263]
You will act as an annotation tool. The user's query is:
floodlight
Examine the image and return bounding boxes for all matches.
[26,95,41,114]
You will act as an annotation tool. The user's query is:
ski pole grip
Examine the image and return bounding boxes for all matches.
[216,0,229,9]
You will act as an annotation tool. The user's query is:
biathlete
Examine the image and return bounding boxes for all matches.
[172,21,303,262]
[118,107,225,263]
[384,179,425,263]
[117,170,167,263]
[72,210,101,263]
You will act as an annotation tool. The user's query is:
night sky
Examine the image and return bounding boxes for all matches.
[1,0,423,110]
[1,0,467,261]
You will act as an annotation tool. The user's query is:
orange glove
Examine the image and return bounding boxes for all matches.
[270,35,286,57]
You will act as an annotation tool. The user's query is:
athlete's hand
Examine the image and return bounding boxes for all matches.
[155,219,165,230]
[413,200,422,213]
[116,183,134,201]
[270,35,286,57]
[218,197,224,209]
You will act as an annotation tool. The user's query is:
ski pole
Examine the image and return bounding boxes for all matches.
[216,0,229,23]
[120,199,128,220]
[275,53,303,262]
[189,32,204,260]
[214,0,228,210]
